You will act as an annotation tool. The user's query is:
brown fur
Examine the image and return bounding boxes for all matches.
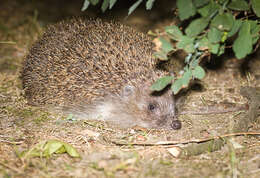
[21,18,179,129]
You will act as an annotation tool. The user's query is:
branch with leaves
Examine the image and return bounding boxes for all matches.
[82,0,260,94]
[151,0,260,94]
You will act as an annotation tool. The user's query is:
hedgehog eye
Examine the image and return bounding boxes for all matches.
[148,102,157,111]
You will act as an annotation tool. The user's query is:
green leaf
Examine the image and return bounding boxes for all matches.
[146,0,155,10]
[171,79,183,94]
[44,140,64,155]
[198,37,210,51]
[193,0,209,8]
[153,51,168,60]
[218,0,229,4]
[251,0,260,17]
[197,1,220,17]
[217,45,225,56]
[211,13,234,31]
[63,142,81,157]
[176,36,195,53]
[128,0,143,15]
[190,58,199,68]
[159,37,174,53]
[198,37,220,54]
[252,29,260,44]
[232,21,252,59]
[20,142,46,158]
[109,0,117,9]
[227,0,249,11]
[101,0,109,12]
[177,0,196,20]
[81,0,90,11]
[192,66,205,79]
[227,19,242,37]
[20,140,80,159]
[249,20,260,44]
[150,76,174,91]
[44,140,80,157]
[165,25,183,41]
[221,32,228,42]
[208,27,223,43]
[249,20,259,34]
[210,43,220,54]
[185,17,209,37]
[90,0,99,5]
[182,70,192,87]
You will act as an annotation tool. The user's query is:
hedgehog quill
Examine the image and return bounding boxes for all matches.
[21,18,181,130]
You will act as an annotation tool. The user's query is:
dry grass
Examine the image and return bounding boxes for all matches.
[0,1,259,178]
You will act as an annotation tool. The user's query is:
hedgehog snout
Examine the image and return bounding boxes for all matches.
[162,113,181,130]
[170,119,182,130]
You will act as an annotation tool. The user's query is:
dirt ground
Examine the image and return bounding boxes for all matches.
[0,1,259,178]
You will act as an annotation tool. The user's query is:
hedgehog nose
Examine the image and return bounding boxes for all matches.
[170,119,182,130]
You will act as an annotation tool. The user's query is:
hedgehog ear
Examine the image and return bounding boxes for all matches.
[122,85,135,97]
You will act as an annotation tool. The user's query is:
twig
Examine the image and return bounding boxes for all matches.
[0,93,7,98]
[0,139,23,145]
[179,110,245,115]
[0,41,16,44]
[179,106,248,115]
[0,161,23,174]
[112,132,260,146]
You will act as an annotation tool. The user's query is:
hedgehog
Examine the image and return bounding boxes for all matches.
[21,18,181,130]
